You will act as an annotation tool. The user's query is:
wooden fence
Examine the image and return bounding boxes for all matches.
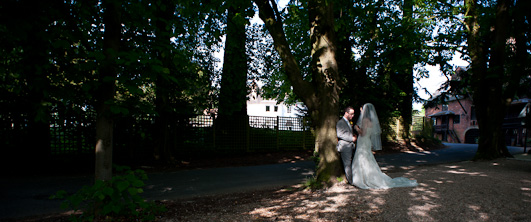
[388,116,426,140]
[1,111,314,160]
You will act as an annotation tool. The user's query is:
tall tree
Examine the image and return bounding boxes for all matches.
[95,0,122,181]
[254,0,343,185]
[463,0,529,159]
[216,0,254,150]
[152,0,179,162]
[257,0,438,144]
[218,1,252,117]
[393,0,415,139]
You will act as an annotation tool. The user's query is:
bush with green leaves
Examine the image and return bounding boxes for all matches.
[51,165,166,221]
[303,151,324,190]
[413,118,442,147]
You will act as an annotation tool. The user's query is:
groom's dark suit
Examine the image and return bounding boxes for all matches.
[336,117,356,184]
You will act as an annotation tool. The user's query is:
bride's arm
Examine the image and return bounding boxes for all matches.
[357,118,372,136]
[354,125,363,136]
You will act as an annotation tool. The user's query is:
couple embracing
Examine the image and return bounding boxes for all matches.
[336,103,418,189]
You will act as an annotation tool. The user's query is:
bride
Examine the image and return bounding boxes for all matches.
[351,103,418,189]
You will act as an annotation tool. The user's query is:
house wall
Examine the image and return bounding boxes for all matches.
[426,96,529,145]
[247,82,305,118]
[247,94,304,117]
[425,98,478,143]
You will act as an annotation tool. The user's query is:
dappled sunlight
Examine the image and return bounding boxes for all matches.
[404,150,433,155]
[234,160,531,221]
[321,194,352,212]
[467,205,490,220]
[444,169,488,176]
[245,184,385,221]
[407,203,438,220]
[443,165,489,177]
[367,196,386,210]
[522,182,531,204]
[409,185,440,201]
[402,182,441,220]
[279,155,306,164]
[414,160,429,164]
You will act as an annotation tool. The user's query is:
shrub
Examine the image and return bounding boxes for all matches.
[51,165,166,221]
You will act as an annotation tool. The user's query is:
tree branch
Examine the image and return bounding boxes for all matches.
[253,0,317,109]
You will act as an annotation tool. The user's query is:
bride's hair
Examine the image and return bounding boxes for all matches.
[356,103,382,150]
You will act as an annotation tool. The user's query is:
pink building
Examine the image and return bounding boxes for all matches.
[425,96,479,143]
[425,96,530,146]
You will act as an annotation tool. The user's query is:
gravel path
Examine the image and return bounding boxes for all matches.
[9,148,531,221]
[163,158,531,221]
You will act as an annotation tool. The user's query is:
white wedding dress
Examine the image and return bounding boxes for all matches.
[351,103,418,189]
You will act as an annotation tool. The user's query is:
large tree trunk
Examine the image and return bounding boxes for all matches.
[308,0,342,185]
[95,0,121,181]
[465,0,512,160]
[217,3,250,150]
[312,103,342,185]
[255,0,343,185]
[513,0,530,89]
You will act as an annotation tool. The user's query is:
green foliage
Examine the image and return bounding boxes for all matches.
[50,165,166,221]
[303,151,324,190]
[304,176,324,190]
[311,151,320,167]
[247,1,310,105]
[414,133,442,148]
[413,118,442,147]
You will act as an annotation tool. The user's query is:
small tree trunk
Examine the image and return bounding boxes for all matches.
[95,0,121,181]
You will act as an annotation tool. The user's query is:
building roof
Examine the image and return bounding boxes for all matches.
[519,103,530,118]
[512,98,530,105]
[428,110,456,117]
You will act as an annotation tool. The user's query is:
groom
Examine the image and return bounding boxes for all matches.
[336,106,357,185]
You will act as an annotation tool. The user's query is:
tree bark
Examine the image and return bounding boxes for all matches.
[255,0,343,185]
[217,2,251,150]
[465,0,512,159]
[398,0,414,140]
[218,4,249,117]
[95,0,121,181]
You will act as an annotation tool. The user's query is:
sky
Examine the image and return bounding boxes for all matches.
[414,53,469,110]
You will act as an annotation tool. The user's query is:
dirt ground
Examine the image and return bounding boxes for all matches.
[13,141,468,222]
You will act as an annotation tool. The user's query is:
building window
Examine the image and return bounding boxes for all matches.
[274,106,278,112]
[287,106,292,113]
[266,106,270,112]
[442,104,448,111]
[454,115,460,124]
